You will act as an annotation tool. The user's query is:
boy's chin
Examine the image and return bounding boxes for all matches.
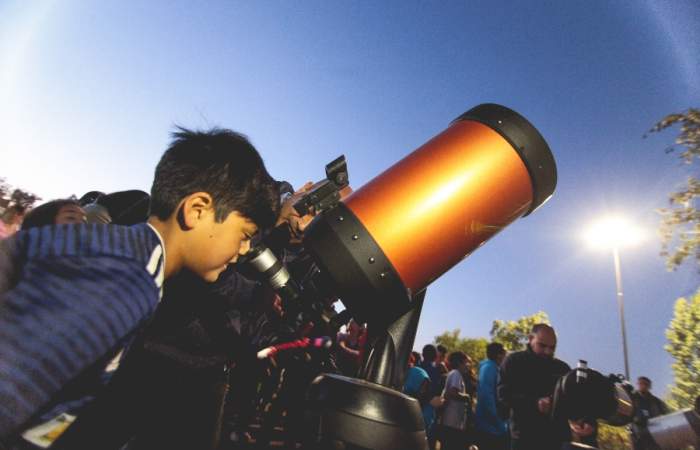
[202,266,227,283]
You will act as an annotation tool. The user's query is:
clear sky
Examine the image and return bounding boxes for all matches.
[2,1,699,395]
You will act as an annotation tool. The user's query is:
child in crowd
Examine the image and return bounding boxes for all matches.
[0,127,284,444]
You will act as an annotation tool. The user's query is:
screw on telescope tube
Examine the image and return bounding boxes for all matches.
[379,272,386,279]
[368,257,375,264]
[338,216,344,221]
[352,234,359,240]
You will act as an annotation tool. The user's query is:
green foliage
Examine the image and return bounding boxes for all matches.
[433,329,488,364]
[665,289,700,410]
[596,422,631,450]
[489,311,550,351]
[647,108,700,270]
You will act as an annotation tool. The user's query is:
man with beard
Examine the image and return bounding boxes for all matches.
[497,324,571,450]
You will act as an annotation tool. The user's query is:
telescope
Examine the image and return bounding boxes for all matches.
[244,103,557,449]
[552,366,700,450]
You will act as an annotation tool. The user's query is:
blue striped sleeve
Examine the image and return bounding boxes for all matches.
[0,255,160,440]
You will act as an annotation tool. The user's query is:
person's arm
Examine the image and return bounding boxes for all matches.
[445,386,469,401]
[276,182,354,243]
[569,419,595,439]
[658,397,670,415]
[444,371,469,401]
[0,255,159,440]
[497,355,517,410]
[417,379,433,406]
[337,336,360,357]
[275,182,314,243]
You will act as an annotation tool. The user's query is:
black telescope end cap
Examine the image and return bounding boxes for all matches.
[454,103,557,215]
[303,203,412,327]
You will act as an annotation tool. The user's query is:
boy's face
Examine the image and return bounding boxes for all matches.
[186,207,258,282]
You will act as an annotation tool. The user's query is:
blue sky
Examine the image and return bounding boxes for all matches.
[2,1,699,395]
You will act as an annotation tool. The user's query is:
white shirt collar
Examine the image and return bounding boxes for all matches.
[146,223,167,292]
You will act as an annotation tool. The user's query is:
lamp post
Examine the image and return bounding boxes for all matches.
[612,246,630,380]
[584,216,644,380]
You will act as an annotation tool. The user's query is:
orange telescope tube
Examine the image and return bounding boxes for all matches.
[344,103,556,294]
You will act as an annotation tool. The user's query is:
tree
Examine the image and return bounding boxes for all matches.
[0,177,40,213]
[665,289,700,410]
[596,423,631,450]
[647,108,700,270]
[489,311,550,352]
[433,329,488,364]
[0,177,9,198]
[9,188,40,210]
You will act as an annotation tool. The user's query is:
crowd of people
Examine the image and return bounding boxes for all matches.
[403,325,671,450]
[0,127,673,450]
[0,127,379,450]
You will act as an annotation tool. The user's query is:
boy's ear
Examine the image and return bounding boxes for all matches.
[180,192,215,229]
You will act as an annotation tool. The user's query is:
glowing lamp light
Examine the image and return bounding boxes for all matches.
[584,216,645,250]
[582,214,643,380]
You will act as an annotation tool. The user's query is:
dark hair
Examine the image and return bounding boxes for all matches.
[149,127,280,229]
[436,344,448,355]
[22,199,80,229]
[530,323,554,335]
[448,351,468,369]
[422,344,437,362]
[638,376,651,386]
[486,342,506,360]
[411,351,422,366]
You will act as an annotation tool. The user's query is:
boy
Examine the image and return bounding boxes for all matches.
[0,127,280,442]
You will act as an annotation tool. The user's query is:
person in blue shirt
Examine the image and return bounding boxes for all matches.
[0,127,282,445]
[475,342,508,450]
[404,362,443,434]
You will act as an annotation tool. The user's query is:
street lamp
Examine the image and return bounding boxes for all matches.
[584,216,645,380]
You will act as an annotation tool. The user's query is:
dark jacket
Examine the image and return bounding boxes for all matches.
[52,267,277,450]
[497,346,571,446]
[630,391,669,450]
[632,391,668,421]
